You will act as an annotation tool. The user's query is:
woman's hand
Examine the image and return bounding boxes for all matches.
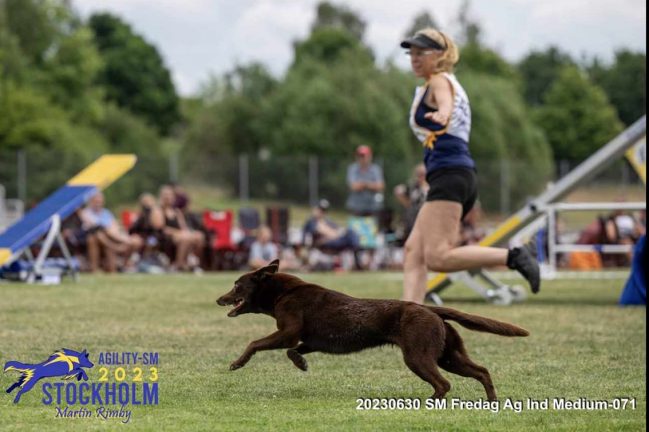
[424,111,449,125]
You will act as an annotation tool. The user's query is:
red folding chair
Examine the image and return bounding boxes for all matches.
[203,210,238,270]
[121,210,140,231]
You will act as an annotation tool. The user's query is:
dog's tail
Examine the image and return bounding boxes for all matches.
[427,306,529,337]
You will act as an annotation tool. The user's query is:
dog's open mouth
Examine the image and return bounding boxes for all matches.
[228,298,245,317]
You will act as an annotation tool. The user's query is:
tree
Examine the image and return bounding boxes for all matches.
[88,13,180,135]
[589,50,646,125]
[0,3,28,85]
[458,71,553,210]
[453,1,519,81]
[293,26,373,68]
[457,0,481,46]
[535,66,624,161]
[223,63,277,100]
[187,62,277,157]
[3,0,73,66]
[311,1,366,41]
[1,1,107,126]
[403,11,439,37]
[37,27,105,124]
[518,46,575,106]
[458,43,519,81]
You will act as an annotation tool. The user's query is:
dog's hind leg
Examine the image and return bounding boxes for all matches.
[399,309,451,399]
[439,323,497,401]
[287,343,315,371]
[403,352,451,399]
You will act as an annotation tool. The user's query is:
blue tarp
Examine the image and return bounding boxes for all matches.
[619,235,646,306]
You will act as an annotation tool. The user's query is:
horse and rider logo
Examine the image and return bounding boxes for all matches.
[4,348,93,403]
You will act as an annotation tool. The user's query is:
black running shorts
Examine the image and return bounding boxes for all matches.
[426,167,478,219]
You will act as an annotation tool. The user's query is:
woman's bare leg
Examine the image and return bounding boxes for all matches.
[403,201,510,304]
[402,201,540,302]
[419,201,507,272]
[172,232,191,270]
[402,211,429,303]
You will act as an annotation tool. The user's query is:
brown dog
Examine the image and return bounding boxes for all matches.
[217,260,528,400]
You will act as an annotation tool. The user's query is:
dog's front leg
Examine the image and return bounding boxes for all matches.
[230,331,300,371]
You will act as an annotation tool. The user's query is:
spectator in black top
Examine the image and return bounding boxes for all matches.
[394,163,429,243]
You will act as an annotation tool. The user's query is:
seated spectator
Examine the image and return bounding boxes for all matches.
[128,193,167,269]
[605,210,644,266]
[172,185,208,245]
[568,210,644,269]
[80,192,142,273]
[393,163,428,243]
[303,199,360,252]
[153,185,204,272]
[248,226,279,269]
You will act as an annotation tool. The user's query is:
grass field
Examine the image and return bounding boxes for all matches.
[0,272,645,431]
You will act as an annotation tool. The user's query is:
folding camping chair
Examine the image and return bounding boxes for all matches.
[347,216,379,270]
[265,206,290,245]
[203,210,240,270]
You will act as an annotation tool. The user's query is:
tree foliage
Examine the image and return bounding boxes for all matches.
[311,1,366,41]
[0,1,171,202]
[535,66,624,161]
[1,0,641,212]
[182,5,556,211]
[88,13,180,135]
[403,11,439,37]
[589,50,646,125]
[518,46,575,106]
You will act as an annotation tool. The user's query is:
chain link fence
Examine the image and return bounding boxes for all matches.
[0,149,644,217]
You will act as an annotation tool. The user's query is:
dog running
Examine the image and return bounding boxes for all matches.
[217,260,528,400]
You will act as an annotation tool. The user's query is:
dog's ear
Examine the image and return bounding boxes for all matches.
[265,259,280,274]
[255,259,280,281]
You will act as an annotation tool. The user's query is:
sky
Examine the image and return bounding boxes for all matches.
[74,0,647,96]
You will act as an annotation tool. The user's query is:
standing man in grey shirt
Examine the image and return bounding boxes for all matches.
[346,145,385,216]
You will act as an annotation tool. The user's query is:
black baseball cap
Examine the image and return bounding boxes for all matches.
[400,33,445,50]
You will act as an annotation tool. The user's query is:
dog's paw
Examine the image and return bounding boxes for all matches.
[229,362,243,371]
[287,349,308,372]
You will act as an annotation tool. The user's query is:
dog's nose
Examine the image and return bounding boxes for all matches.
[216,297,227,306]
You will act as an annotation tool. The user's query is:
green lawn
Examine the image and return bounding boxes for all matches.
[0,272,645,431]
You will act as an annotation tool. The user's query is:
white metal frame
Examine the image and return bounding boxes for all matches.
[544,201,645,278]
[3,215,78,283]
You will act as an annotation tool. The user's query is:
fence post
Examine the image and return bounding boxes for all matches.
[239,154,249,202]
[621,159,630,186]
[169,152,179,183]
[500,158,511,215]
[309,156,318,206]
[17,150,26,203]
[559,160,570,178]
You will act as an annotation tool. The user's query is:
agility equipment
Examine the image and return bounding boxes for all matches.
[0,155,136,282]
[426,116,646,305]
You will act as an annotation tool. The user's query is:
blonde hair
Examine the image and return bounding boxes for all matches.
[415,28,459,74]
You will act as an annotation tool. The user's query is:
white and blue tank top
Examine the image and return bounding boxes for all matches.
[409,72,475,172]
